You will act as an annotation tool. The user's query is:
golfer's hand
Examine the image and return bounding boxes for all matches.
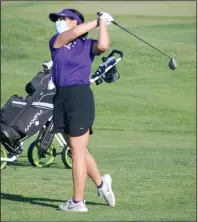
[97,12,114,25]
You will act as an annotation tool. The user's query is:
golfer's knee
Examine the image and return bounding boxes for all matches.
[70,132,89,148]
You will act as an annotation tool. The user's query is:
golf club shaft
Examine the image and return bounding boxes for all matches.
[112,21,171,59]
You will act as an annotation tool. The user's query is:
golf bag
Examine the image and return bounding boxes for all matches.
[0,64,55,154]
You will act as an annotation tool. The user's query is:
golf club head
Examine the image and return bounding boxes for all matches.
[169,58,177,70]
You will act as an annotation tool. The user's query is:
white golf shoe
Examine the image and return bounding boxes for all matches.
[98,174,116,207]
[58,199,88,212]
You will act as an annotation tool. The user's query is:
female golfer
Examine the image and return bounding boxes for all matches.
[49,9,115,212]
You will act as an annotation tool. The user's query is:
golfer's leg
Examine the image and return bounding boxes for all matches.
[64,132,102,187]
[86,151,102,186]
[86,149,116,207]
[69,130,89,201]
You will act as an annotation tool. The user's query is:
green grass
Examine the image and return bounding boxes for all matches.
[1,1,196,221]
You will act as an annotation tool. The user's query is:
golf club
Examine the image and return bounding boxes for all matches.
[97,12,177,70]
[112,20,177,70]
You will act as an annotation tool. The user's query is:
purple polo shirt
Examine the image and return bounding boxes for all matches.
[49,34,97,87]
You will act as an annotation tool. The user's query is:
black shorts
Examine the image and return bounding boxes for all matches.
[52,84,95,137]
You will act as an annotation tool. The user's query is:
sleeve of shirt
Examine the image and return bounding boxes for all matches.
[87,39,97,61]
[49,34,59,60]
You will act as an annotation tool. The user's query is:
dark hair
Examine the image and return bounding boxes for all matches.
[68,9,88,38]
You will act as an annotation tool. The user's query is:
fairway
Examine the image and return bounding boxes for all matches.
[1,1,196,221]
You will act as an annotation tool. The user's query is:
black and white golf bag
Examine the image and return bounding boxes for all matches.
[0,61,55,154]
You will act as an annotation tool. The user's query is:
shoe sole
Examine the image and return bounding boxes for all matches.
[59,206,88,212]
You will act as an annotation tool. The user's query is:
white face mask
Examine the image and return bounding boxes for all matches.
[55,20,70,34]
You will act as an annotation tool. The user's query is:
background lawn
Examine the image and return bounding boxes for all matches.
[1,1,196,221]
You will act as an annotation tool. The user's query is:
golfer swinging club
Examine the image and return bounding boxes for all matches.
[49,9,115,212]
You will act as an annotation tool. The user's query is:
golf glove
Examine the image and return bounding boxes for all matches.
[97,12,114,25]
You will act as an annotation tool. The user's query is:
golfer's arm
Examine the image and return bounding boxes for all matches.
[92,20,110,55]
[53,20,98,49]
